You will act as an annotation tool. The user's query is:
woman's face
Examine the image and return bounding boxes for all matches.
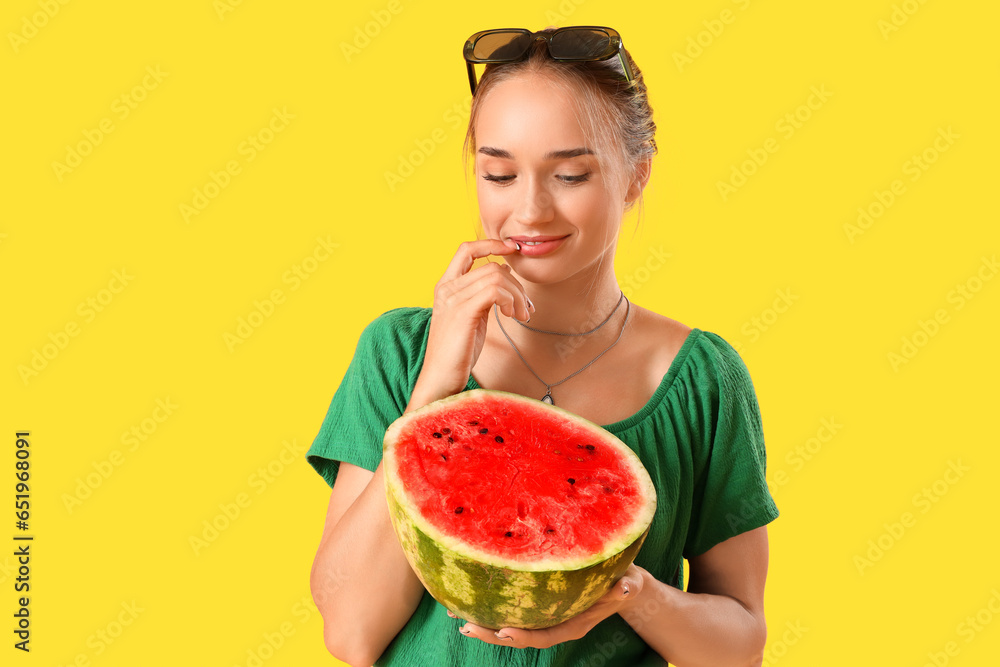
[474,71,630,287]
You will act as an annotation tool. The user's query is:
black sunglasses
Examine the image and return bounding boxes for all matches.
[463,26,634,96]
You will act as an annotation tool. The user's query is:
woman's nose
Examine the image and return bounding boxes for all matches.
[515,183,555,225]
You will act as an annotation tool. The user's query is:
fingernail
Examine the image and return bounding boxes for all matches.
[495,631,513,642]
[514,242,521,251]
[447,610,457,618]
[460,626,471,635]
[622,582,630,596]
[527,296,535,310]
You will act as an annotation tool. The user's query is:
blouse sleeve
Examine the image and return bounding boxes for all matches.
[683,332,779,559]
[306,308,429,488]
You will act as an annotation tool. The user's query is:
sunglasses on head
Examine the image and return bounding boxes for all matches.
[463,26,634,96]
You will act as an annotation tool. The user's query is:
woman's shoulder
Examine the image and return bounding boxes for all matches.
[347,307,435,372]
[631,303,692,341]
[629,304,750,387]
[360,306,433,340]
[628,304,693,385]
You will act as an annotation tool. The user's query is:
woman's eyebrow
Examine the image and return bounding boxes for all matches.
[478,146,594,160]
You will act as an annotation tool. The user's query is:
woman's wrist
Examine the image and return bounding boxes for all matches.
[618,566,679,630]
[405,371,466,413]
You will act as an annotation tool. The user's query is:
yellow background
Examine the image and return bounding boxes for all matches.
[2,0,998,665]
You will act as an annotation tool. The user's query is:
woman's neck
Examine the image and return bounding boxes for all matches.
[511,268,624,337]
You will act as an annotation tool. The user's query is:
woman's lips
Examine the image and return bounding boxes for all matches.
[510,235,568,257]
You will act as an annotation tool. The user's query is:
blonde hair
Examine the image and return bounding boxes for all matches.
[462,29,657,223]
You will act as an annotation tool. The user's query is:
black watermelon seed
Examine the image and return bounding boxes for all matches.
[479,428,489,434]
[603,486,612,493]
[455,507,463,514]
[441,454,448,461]
[432,432,442,438]
[504,531,513,538]
[495,436,504,443]
[468,421,479,426]
[447,436,454,443]
[545,527,555,533]
[567,478,576,485]
[586,444,595,450]
[442,428,451,434]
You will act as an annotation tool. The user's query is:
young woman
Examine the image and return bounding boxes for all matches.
[308,26,778,667]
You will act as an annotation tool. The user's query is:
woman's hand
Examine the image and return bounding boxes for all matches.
[457,530,770,664]
[451,565,646,650]
[410,239,533,410]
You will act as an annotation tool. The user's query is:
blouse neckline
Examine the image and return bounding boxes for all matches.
[464,328,704,433]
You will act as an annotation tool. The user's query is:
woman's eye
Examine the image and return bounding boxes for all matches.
[482,173,515,183]
[481,172,590,185]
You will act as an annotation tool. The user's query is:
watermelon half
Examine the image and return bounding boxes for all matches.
[383,389,657,630]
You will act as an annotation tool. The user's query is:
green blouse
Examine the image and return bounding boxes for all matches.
[307,307,778,667]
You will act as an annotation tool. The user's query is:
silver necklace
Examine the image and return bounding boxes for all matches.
[514,291,625,336]
[493,296,631,405]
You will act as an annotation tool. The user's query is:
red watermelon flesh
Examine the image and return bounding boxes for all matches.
[395,399,645,563]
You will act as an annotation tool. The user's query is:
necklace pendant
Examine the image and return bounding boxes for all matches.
[541,391,554,405]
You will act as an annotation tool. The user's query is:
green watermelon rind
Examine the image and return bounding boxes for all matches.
[386,479,651,630]
[382,389,657,630]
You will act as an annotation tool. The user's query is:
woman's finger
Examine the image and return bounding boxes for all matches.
[448,265,528,322]
[440,239,519,283]
[452,277,518,320]
[457,621,568,650]
[440,261,531,321]
[500,264,536,315]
